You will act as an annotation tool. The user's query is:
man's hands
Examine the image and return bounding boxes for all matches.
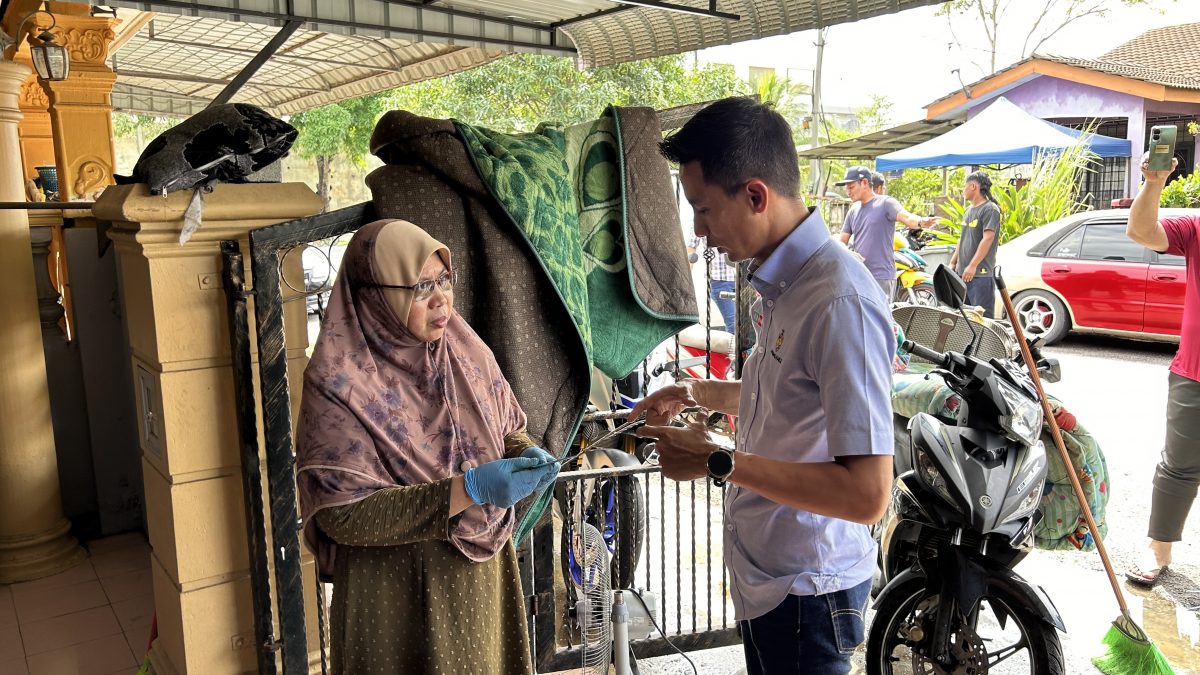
[636,421,717,482]
[630,380,699,426]
[1141,152,1178,186]
[962,264,978,282]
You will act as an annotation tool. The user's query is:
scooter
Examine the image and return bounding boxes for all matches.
[867,266,1066,674]
[893,230,937,306]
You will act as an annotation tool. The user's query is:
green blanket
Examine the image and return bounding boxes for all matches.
[892,364,1110,552]
[455,108,695,378]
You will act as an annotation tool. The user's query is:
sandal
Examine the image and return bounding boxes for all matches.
[1124,564,1168,588]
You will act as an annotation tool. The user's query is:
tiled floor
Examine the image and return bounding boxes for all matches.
[0,533,153,675]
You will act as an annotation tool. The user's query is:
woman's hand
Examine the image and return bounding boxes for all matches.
[464,457,557,508]
[630,379,699,426]
[521,446,560,493]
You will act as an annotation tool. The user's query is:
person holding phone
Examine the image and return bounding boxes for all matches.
[1124,154,1200,588]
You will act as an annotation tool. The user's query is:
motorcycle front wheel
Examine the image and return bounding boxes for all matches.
[867,574,1065,674]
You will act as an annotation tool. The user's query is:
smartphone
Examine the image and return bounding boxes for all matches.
[1148,124,1177,172]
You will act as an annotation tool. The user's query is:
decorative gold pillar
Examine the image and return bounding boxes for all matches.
[17,76,51,186]
[21,3,119,201]
[97,182,325,675]
[0,59,86,583]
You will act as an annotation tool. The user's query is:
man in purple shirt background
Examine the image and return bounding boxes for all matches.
[837,165,936,300]
[633,97,895,675]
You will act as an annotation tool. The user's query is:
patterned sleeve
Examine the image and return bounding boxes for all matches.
[313,479,454,546]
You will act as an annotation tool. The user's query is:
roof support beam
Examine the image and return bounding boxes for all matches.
[608,0,739,20]
[103,0,575,54]
[209,18,301,107]
[115,68,330,93]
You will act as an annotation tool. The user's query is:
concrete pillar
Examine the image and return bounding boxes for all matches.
[0,59,86,583]
[96,182,324,674]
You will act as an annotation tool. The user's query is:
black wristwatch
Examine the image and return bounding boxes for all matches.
[706,447,735,487]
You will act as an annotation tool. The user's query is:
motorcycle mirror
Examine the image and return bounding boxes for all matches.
[932,265,968,309]
[1038,358,1062,384]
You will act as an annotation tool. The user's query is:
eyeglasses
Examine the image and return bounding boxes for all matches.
[365,271,455,300]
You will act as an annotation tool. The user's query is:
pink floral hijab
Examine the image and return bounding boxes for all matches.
[296,219,527,578]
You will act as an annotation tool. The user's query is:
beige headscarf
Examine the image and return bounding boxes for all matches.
[296,220,527,579]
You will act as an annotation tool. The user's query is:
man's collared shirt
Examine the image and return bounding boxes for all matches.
[726,208,895,621]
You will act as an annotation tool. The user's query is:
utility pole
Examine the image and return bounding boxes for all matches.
[810,28,826,196]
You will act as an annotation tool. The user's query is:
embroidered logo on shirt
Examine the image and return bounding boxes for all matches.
[770,329,785,363]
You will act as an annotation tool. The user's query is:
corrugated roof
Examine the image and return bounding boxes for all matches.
[796,118,963,160]
[1033,53,1200,91]
[71,0,943,116]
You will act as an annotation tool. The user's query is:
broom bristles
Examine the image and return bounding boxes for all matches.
[1093,614,1176,675]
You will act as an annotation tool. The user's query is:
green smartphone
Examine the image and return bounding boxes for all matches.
[1148,124,1177,172]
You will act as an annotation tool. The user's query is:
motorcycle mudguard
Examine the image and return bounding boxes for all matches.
[897,269,928,289]
[872,555,1066,633]
[583,447,640,469]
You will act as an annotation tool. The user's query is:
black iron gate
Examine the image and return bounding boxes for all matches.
[221,200,750,673]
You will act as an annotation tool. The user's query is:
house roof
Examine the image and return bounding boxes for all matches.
[4,0,945,117]
[926,22,1200,116]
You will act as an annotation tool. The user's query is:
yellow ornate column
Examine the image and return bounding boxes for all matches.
[96,182,324,675]
[28,3,119,201]
[17,76,52,187]
[0,59,86,583]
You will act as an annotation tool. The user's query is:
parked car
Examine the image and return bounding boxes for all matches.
[994,208,1190,344]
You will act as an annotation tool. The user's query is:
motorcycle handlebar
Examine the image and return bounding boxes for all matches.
[902,339,948,366]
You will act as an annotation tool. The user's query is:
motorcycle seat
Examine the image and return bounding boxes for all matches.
[676,324,734,353]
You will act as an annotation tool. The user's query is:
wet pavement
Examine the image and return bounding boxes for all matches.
[559,334,1200,674]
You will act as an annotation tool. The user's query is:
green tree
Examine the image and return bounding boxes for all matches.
[752,70,810,137]
[388,53,750,133]
[112,113,180,148]
[290,93,392,209]
[940,0,1170,76]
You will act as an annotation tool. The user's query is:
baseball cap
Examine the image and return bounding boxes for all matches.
[835,165,873,186]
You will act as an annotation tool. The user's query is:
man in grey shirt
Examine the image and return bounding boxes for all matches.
[836,165,936,301]
[951,171,1002,317]
[634,97,894,675]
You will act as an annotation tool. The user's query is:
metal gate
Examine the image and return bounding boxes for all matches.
[221,200,750,673]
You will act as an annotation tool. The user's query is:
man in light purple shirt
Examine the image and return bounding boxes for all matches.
[837,165,936,301]
[634,97,894,675]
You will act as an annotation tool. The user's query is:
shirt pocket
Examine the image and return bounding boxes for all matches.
[825,580,870,654]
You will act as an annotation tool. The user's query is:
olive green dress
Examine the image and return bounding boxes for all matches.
[314,439,537,675]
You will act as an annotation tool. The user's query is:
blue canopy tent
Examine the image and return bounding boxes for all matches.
[876,97,1131,171]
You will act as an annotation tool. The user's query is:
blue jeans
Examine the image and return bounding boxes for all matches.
[965,276,996,318]
[739,580,871,675]
[709,280,737,334]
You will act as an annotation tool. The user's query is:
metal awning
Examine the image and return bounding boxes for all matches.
[797,118,964,161]
[78,0,941,116]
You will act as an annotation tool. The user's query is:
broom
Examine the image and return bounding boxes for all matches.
[995,271,1175,675]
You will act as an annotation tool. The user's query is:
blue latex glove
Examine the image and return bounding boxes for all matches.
[521,446,560,492]
[464,457,556,508]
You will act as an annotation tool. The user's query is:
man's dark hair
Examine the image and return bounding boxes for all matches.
[966,170,998,205]
[871,172,886,190]
[659,96,800,198]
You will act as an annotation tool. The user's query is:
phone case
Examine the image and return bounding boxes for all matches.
[1148,125,1177,172]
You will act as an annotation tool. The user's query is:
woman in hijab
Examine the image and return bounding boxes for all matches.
[296,219,559,674]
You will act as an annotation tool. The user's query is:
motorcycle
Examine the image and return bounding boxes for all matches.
[868,266,1067,674]
[893,230,938,306]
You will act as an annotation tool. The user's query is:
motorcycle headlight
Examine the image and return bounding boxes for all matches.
[915,446,956,507]
[1003,440,1047,524]
[997,379,1043,446]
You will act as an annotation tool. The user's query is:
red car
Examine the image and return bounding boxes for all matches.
[995,208,1189,345]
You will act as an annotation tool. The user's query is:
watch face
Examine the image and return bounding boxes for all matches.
[707,450,734,476]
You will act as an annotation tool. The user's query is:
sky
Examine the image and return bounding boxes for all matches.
[695,0,1200,125]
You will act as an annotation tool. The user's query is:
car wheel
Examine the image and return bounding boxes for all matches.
[1012,290,1070,344]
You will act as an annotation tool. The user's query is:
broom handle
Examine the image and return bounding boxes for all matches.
[995,272,1129,614]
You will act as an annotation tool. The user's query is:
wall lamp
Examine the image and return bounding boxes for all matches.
[14,10,70,81]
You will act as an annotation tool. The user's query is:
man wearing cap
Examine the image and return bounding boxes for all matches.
[837,165,936,300]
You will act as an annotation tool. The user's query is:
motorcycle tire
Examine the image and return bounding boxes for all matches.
[866,574,1065,675]
[908,281,938,307]
[558,476,645,598]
